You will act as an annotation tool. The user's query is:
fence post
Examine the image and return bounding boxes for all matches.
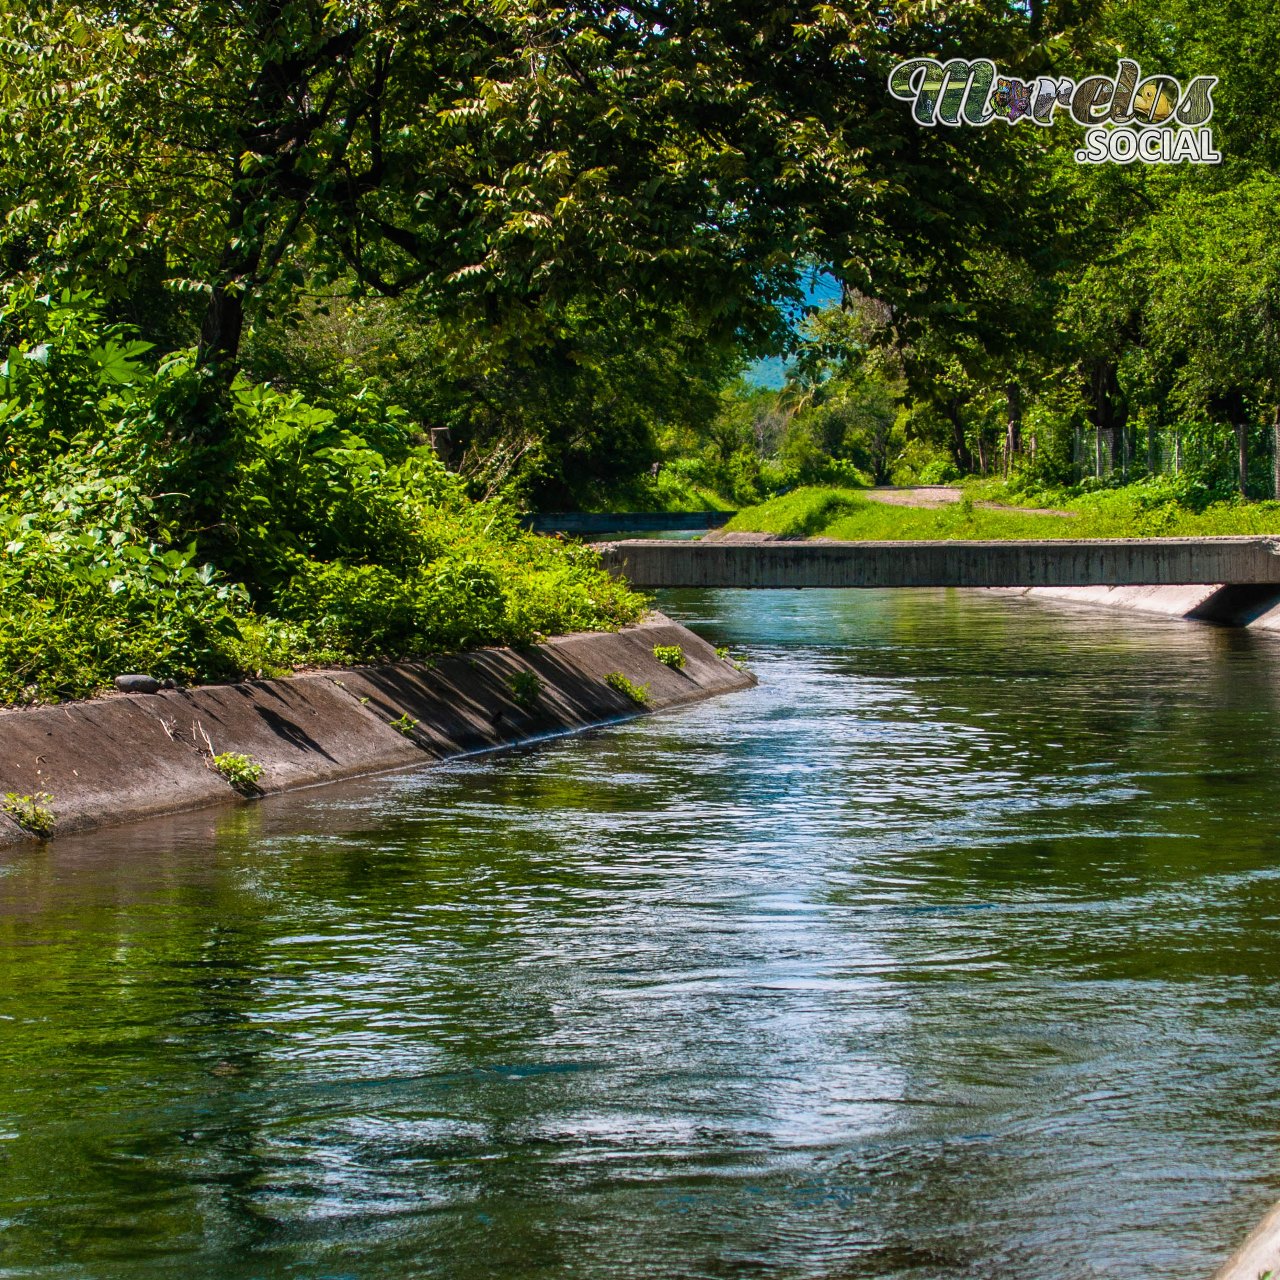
[1273,407,1280,499]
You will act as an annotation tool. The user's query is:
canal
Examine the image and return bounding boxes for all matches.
[2,587,1278,1278]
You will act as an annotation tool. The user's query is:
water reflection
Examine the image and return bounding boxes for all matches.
[1,588,1279,1279]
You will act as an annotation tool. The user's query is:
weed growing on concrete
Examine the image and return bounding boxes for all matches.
[390,712,419,736]
[213,753,263,794]
[1,792,55,837]
[716,645,749,671]
[652,644,685,670]
[605,671,650,706]
[508,670,543,710]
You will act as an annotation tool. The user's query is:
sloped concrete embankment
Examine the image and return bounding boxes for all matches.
[0,613,753,845]
[1212,1199,1280,1280]
[1007,583,1280,630]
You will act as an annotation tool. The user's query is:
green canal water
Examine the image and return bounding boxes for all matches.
[2,588,1279,1279]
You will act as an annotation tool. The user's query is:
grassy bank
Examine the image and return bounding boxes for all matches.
[723,481,1280,541]
[0,295,644,707]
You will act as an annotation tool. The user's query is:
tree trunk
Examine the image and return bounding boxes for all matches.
[1003,382,1022,478]
[946,403,972,473]
[196,173,263,386]
[1174,430,1182,474]
[1087,359,1124,481]
[197,285,247,380]
[1210,390,1248,497]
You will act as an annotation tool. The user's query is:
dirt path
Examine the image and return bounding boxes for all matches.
[863,487,1076,517]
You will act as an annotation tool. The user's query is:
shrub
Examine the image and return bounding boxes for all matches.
[0,491,249,704]
[0,296,648,705]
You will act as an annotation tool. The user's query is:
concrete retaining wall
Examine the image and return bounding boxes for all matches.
[599,537,1280,589]
[0,614,753,845]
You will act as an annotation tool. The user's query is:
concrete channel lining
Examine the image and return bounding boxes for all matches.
[0,695,233,840]
[140,675,425,794]
[1212,1199,1280,1280]
[0,614,754,844]
[598,537,1280,589]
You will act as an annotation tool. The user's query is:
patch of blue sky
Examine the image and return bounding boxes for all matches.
[744,268,841,388]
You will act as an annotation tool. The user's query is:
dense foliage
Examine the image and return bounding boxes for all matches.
[0,293,641,705]
[642,0,1280,510]
[2,0,1279,706]
[726,478,1280,542]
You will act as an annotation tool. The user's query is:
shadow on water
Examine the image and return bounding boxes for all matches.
[2,587,1279,1279]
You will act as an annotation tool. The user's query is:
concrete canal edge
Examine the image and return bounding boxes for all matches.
[0,612,755,845]
[1003,583,1280,630]
[1212,1199,1280,1280]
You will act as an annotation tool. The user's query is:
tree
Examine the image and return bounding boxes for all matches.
[1129,178,1280,495]
[0,2,946,410]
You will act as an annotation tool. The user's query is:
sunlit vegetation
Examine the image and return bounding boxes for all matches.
[3,0,1279,704]
[728,480,1280,541]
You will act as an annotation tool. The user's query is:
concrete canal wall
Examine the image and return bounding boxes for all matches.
[599,536,1280,589]
[0,613,754,845]
[1212,1197,1280,1280]
[1007,583,1280,630]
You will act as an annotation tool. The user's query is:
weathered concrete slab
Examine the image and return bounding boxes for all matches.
[0,614,753,842]
[0,696,230,836]
[324,613,754,757]
[138,675,423,795]
[600,537,1280,589]
[1211,1197,1280,1280]
[1008,584,1280,627]
[1016,583,1226,616]
[1234,593,1280,631]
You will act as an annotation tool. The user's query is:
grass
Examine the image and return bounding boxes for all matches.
[722,487,866,537]
[715,644,750,672]
[724,481,1280,541]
